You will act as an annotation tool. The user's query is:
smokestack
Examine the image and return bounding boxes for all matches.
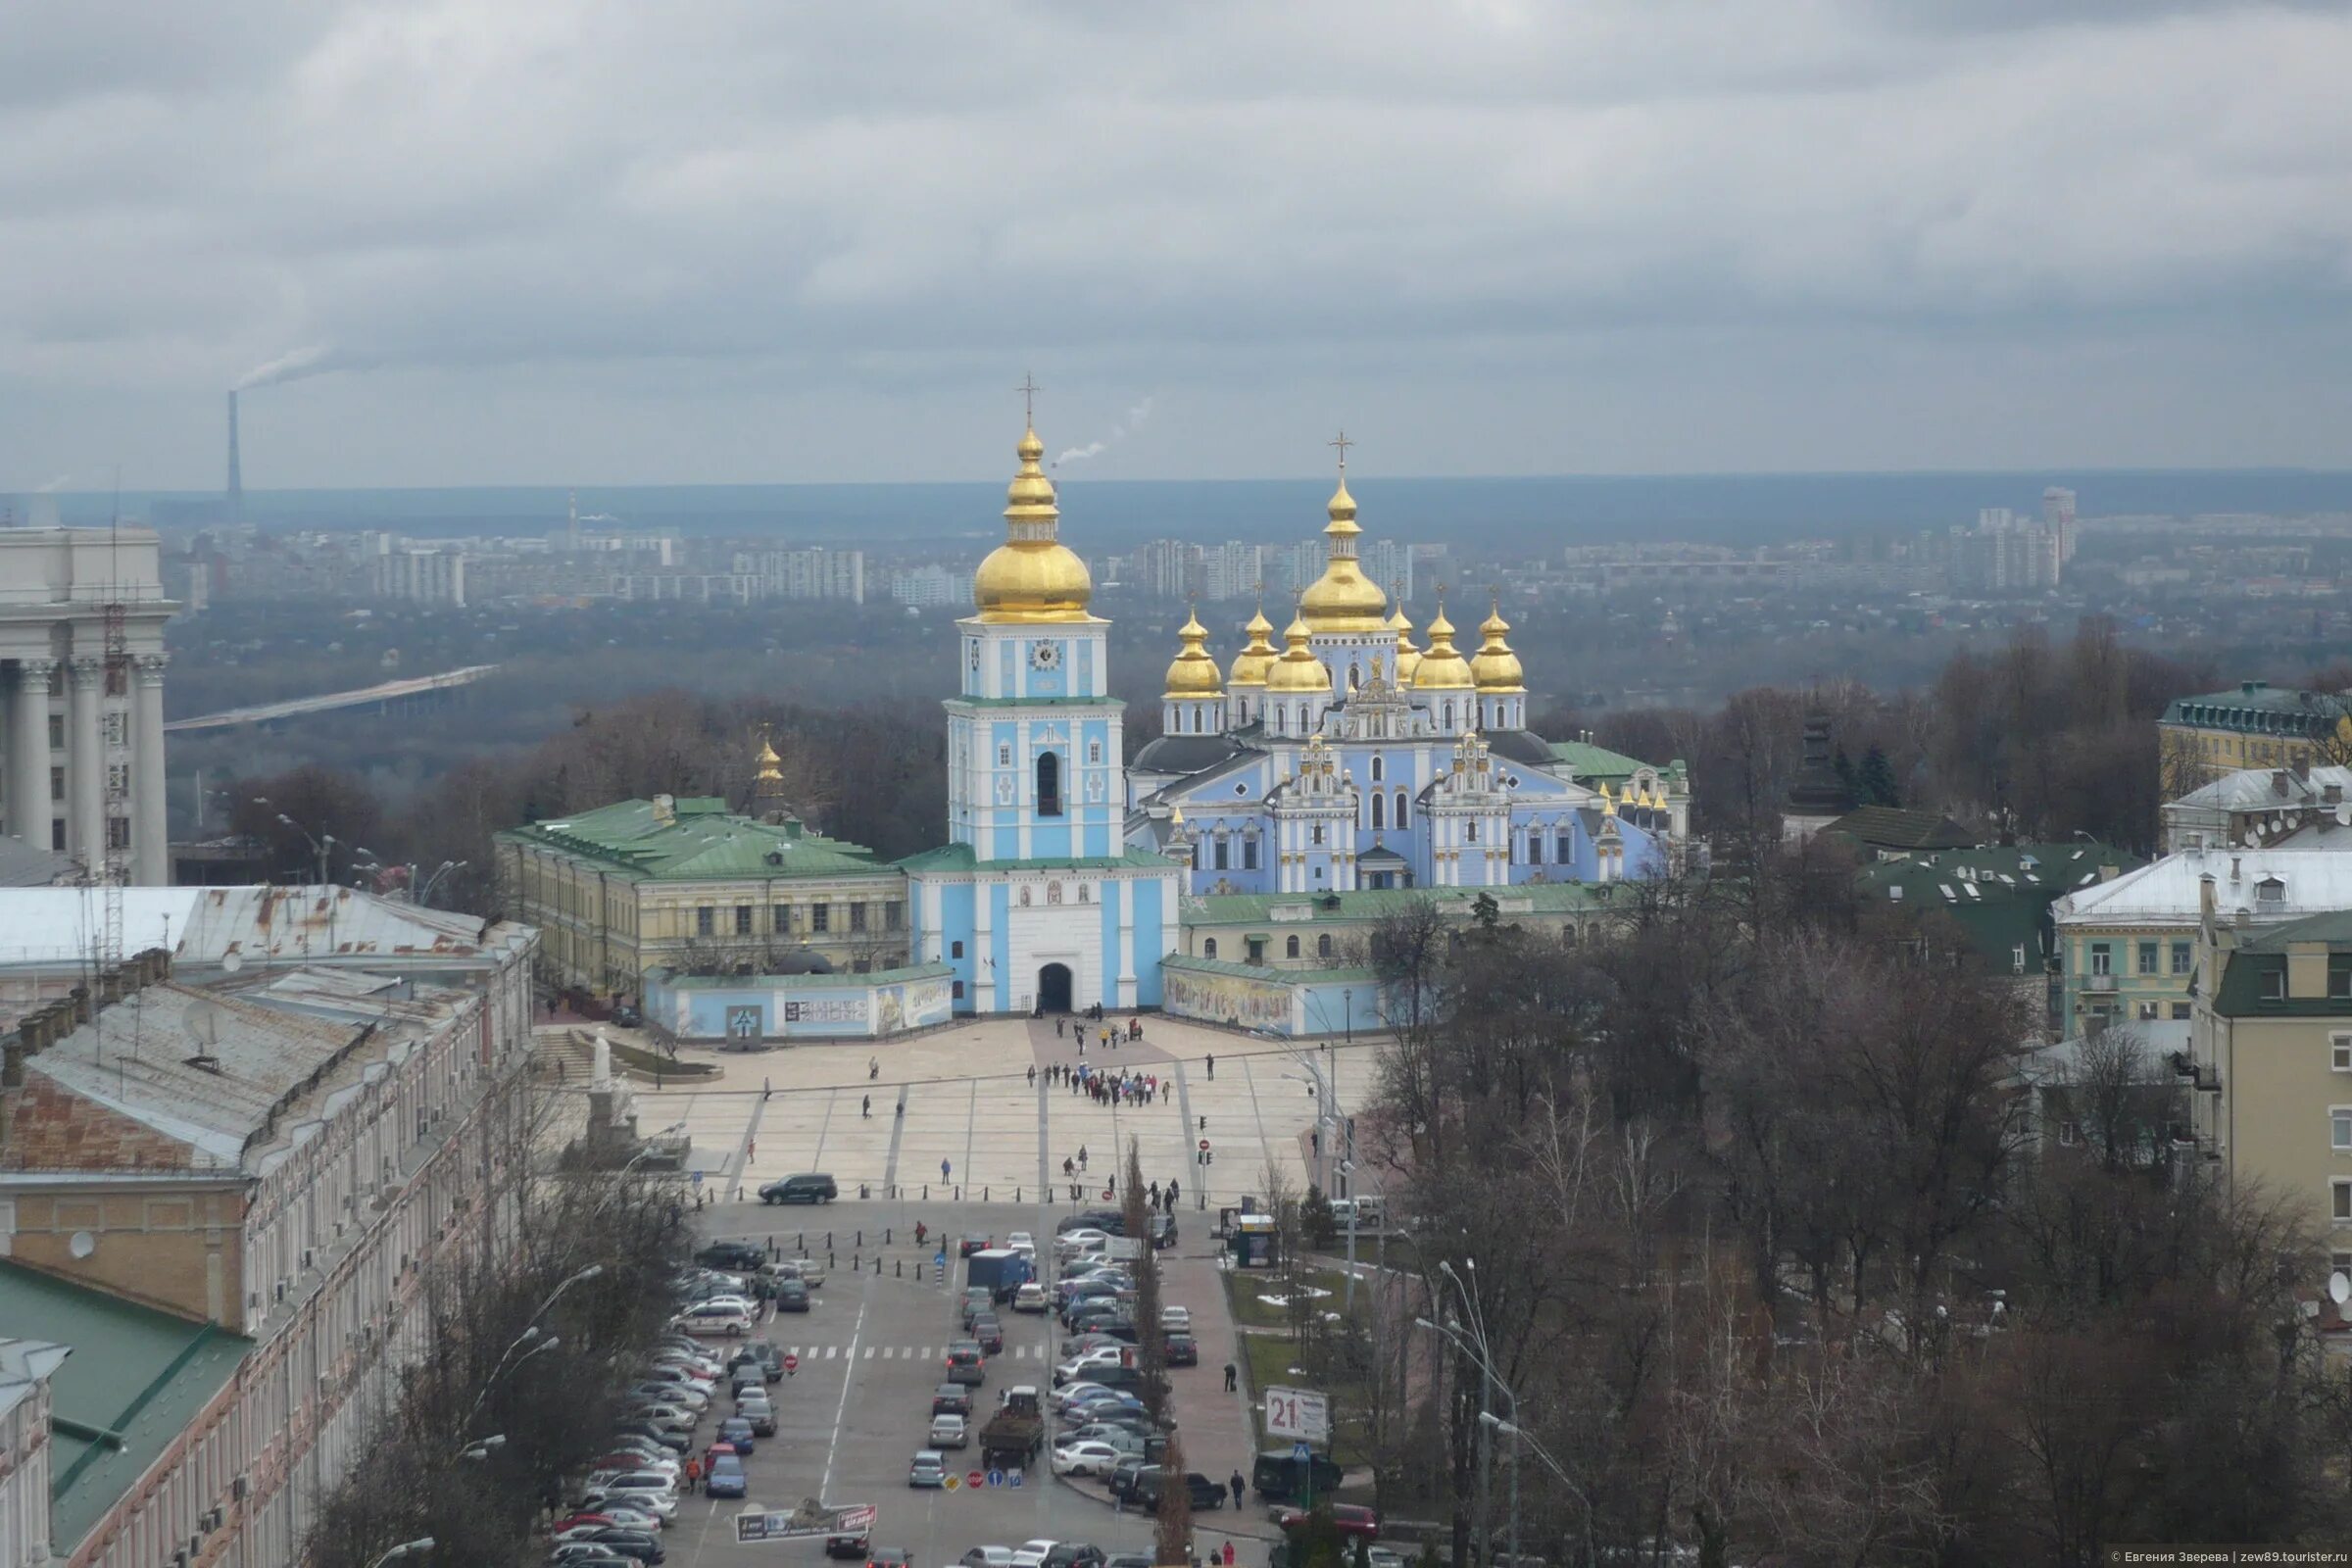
[225,390,245,527]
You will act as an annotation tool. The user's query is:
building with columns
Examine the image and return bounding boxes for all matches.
[0,529,174,884]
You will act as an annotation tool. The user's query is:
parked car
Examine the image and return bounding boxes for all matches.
[1012,1282,1049,1313]
[909,1449,949,1489]
[1005,1231,1036,1255]
[706,1452,748,1499]
[717,1416,757,1456]
[1010,1542,1059,1568]
[1253,1449,1348,1503]
[1157,1306,1192,1333]
[1042,1546,1106,1568]
[564,1527,665,1563]
[1273,1503,1381,1542]
[1164,1334,1199,1367]
[672,1303,752,1337]
[550,1545,635,1566]
[971,1314,1005,1354]
[958,1234,995,1256]
[1133,1470,1226,1511]
[932,1384,973,1418]
[1052,1441,1124,1478]
[759,1173,838,1204]
[736,1395,777,1436]
[930,1412,969,1448]
[698,1241,766,1272]
[775,1278,811,1312]
[728,1342,784,1382]
[961,1549,1015,1568]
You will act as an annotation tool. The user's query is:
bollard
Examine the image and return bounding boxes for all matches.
[767,1236,778,1257]
[798,1233,805,1251]
[923,1184,929,1200]
[1014,1187,1020,1204]
[860,1183,870,1200]
[854,1252,860,1271]
[857,1230,862,1248]
[886,1228,893,1246]
[830,1251,836,1268]
[955,1186,961,1201]
[897,1259,903,1278]
[875,1254,882,1274]
[827,1232,833,1250]
[984,1186,990,1201]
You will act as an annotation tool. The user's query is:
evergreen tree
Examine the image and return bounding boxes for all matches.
[1858,743,1901,807]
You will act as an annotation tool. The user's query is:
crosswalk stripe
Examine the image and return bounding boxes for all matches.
[882,1347,896,1359]
[825,1346,837,1359]
[863,1347,875,1359]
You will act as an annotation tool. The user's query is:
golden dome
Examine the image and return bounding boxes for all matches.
[1412,604,1474,691]
[1163,608,1224,698]
[974,425,1094,622]
[1298,471,1390,632]
[1227,605,1278,688]
[755,735,785,783]
[1263,612,1333,694]
[1388,602,1421,685]
[1470,597,1525,694]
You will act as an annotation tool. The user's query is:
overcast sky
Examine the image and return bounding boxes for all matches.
[5,0,2351,490]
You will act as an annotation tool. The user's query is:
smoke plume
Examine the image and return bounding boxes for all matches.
[233,343,370,391]
[34,474,71,493]
[1054,395,1154,468]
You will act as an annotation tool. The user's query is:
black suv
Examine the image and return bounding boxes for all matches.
[697,1241,765,1271]
[1132,1469,1226,1511]
[931,1384,973,1418]
[729,1343,784,1383]
[760,1173,838,1204]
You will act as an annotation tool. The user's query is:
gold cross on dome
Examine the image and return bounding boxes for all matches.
[1328,430,1352,472]
[1016,372,1041,425]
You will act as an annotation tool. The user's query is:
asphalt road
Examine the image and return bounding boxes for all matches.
[653,1198,1244,1568]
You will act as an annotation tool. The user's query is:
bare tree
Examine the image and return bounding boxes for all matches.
[1126,1136,1170,1427]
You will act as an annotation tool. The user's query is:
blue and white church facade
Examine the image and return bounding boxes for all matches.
[903,422,1181,1015]
[1125,466,1692,897]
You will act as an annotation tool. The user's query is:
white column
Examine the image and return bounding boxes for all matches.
[133,653,170,884]
[9,660,53,848]
[66,656,105,869]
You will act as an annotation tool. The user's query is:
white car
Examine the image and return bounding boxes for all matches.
[1013,1282,1050,1313]
[588,1486,677,1521]
[961,1549,1016,1568]
[1052,1440,1125,1477]
[1006,1231,1036,1256]
[1158,1306,1192,1333]
[1053,1348,1124,1385]
[1054,1228,1110,1255]
[622,1403,697,1431]
[673,1303,753,1336]
[1011,1542,1058,1568]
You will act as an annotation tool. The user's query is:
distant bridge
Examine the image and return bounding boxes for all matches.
[166,663,501,734]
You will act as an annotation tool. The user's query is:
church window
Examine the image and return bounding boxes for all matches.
[953,980,965,1000]
[1318,935,1332,959]
[1348,665,1359,691]
[1203,938,1217,958]
[998,744,1011,767]
[850,903,867,932]
[1527,831,1542,863]
[1286,936,1300,959]
[1443,701,1454,729]
[1037,751,1063,816]
[1272,708,1286,735]
[695,906,714,937]
[1371,794,1385,830]
[1466,821,1479,844]
[1193,709,1203,734]
[1244,837,1259,871]
[811,904,830,932]
[1370,756,1384,783]
[735,905,754,936]
[1311,824,1326,846]
[1396,790,1408,827]
[1556,829,1572,862]
[951,940,964,959]
[1213,838,1230,871]
[1089,740,1102,764]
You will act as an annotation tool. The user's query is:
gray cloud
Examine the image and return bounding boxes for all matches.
[3,0,2350,486]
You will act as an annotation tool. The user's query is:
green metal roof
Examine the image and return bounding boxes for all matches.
[1544,739,1647,782]
[653,961,954,991]
[1182,881,1613,925]
[0,1260,252,1556]
[1860,841,2142,970]
[2162,682,2343,736]
[897,844,1177,874]
[2213,909,2352,1019]
[499,799,893,882]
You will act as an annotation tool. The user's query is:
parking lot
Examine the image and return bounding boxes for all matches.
[635,1198,1273,1568]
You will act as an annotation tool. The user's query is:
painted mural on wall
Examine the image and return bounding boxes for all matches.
[1162,963,1296,1032]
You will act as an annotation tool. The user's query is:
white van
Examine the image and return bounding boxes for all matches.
[674,1301,753,1336]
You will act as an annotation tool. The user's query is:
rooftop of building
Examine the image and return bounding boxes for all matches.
[1862,841,2142,901]
[650,960,954,991]
[0,1260,251,1557]
[2167,762,2352,812]
[1825,806,1979,854]
[2212,910,2352,1018]
[500,797,892,882]
[2162,680,2349,732]
[1182,880,1616,925]
[2054,847,2352,926]
[1544,737,1687,786]
[0,885,514,974]
[899,844,1176,875]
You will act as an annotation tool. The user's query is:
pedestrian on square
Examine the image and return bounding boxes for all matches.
[1056,1017,1065,1038]
[1150,1180,1161,1206]
[862,1095,871,1117]
[1167,1178,1180,1209]
[1229,1470,1245,1508]
[868,1056,879,1080]
[684,1455,702,1494]
[941,1157,952,1184]
[1223,1543,1236,1565]
[1223,1361,1238,1392]
[1079,1145,1089,1170]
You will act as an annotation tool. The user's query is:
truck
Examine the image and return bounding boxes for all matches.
[979,1386,1046,1469]
[965,1248,1036,1303]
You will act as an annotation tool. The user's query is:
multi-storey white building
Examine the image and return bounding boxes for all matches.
[0,528,174,884]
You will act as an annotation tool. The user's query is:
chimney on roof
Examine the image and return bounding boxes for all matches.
[70,985,90,1024]
[652,793,675,825]
[2230,856,2242,883]
[2274,770,2291,798]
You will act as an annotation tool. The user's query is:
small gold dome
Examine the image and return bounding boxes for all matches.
[1412,605,1474,691]
[1470,598,1525,694]
[1163,609,1224,698]
[1264,613,1333,694]
[1388,602,1421,685]
[975,424,1094,622]
[1298,473,1389,632]
[755,735,785,782]
[1227,605,1278,688]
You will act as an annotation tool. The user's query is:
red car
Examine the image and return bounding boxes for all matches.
[1274,1504,1380,1542]
[552,1512,613,1533]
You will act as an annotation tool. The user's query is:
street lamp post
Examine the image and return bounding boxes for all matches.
[1431,1257,1515,1568]
[254,798,333,885]
[466,1332,560,1427]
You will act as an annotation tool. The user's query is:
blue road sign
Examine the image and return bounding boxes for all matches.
[1009,1469,1025,1489]
[987,1469,1005,1489]
[934,1250,948,1268]
[1292,1442,1312,1463]
[691,1170,705,1186]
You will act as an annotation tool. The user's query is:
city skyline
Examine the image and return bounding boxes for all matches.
[6,2,2352,489]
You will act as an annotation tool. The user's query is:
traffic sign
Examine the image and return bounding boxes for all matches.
[1293,1442,1312,1462]
[934,1250,948,1268]
[692,1170,705,1186]
[1199,1139,1210,1151]
[945,1474,960,1491]
[967,1469,986,1489]
[987,1469,1005,1488]
[1010,1469,1025,1489]
[1265,1386,1330,1443]
[783,1353,799,1373]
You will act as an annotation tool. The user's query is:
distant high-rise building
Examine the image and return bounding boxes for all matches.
[1360,538,1412,602]
[1135,538,1202,600]
[890,564,974,610]
[2043,486,2079,564]
[1200,541,1262,603]
[1951,507,2061,594]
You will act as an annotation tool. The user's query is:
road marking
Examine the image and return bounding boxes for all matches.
[824,1345,838,1359]
[815,1258,873,1503]
[882,1346,897,1358]
[863,1346,875,1358]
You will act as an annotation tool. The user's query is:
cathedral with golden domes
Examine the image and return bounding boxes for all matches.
[904,413,1690,1019]
[1127,454,1691,897]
